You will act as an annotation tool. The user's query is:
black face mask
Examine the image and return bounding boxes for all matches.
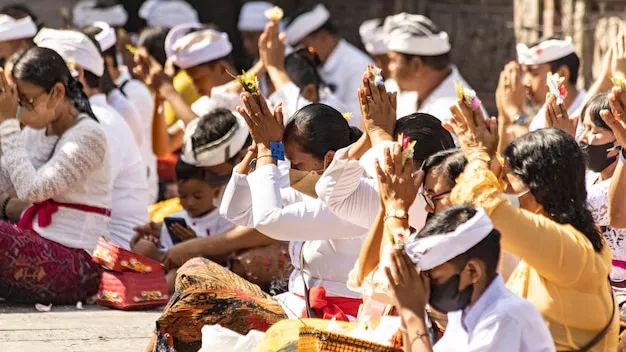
[429,274,474,313]
[580,141,617,173]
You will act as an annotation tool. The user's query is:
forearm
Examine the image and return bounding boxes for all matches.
[266,66,292,92]
[166,125,185,153]
[401,308,432,352]
[356,206,385,285]
[584,76,612,106]
[609,154,626,228]
[194,226,279,257]
[158,84,198,125]
[151,95,171,157]
[346,132,371,160]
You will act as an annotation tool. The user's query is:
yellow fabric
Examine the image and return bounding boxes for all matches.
[149,197,183,223]
[451,163,619,352]
[256,319,358,352]
[164,70,200,125]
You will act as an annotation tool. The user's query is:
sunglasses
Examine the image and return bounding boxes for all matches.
[421,190,452,209]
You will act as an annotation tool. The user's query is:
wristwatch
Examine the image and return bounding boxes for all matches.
[513,113,529,125]
[384,208,408,222]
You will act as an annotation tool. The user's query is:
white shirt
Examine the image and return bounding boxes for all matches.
[434,275,555,352]
[321,39,373,120]
[191,86,242,116]
[529,89,587,138]
[1,117,112,252]
[118,67,158,203]
[219,163,366,298]
[316,142,428,231]
[268,81,354,126]
[90,95,150,249]
[159,208,234,251]
[108,88,144,149]
[395,66,484,123]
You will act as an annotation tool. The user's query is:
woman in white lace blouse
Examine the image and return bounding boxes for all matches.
[0,47,111,304]
[578,93,626,290]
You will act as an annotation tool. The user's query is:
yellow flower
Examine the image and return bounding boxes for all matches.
[125,44,137,55]
[264,6,284,22]
[229,70,260,95]
[612,72,626,91]
[342,112,352,121]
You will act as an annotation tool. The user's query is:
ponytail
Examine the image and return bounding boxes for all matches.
[67,79,97,121]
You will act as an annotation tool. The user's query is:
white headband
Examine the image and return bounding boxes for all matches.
[181,112,250,167]
[72,0,128,28]
[517,37,575,65]
[360,18,387,56]
[0,15,37,42]
[139,0,200,28]
[405,208,494,271]
[385,13,450,56]
[166,24,232,69]
[35,28,105,77]
[285,4,330,46]
[93,22,116,52]
[238,1,273,32]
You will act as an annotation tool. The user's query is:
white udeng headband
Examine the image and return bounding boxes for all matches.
[93,22,116,52]
[404,208,494,271]
[285,4,330,46]
[181,112,250,167]
[387,31,450,56]
[0,15,38,42]
[516,37,575,65]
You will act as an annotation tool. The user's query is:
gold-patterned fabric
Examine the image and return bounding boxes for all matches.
[298,326,401,352]
[154,257,287,348]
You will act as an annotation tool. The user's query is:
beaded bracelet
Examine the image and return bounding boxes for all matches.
[1,196,11,220]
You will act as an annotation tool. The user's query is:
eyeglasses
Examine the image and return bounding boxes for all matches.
[17,90,47,111]
[421,190,452,209]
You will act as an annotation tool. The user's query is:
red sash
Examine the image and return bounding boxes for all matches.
[613,259,626,271]
[18,200,111,230]
[297,286,362,321]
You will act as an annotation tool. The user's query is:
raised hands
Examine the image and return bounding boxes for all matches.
[259,21,286,71]
[545,93,578,137]
[359,68,397,145]
[236,92,284,149]
[375,144,423,213]
[132,48,173,93]
[496,61,526,122]
[448,98,499,157]
[0,68,18,122]
[602,87,626,148]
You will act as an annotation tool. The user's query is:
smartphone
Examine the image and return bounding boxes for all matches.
[163,217,188,245]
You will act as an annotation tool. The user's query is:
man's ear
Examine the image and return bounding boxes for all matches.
[556,65,571,84]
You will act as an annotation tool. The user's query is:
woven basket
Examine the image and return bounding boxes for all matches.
[298,326,401,352]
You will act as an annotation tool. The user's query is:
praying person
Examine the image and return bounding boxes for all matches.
[35,28,150,250]
[359,18,399,93]
[383,13,482,121]
[71,0,128,29]
[0,10,37,63]
[284,4,373,116]
[0,47,110,304]
[238,1,272,62]
[604,87,626,230]
[138,0,200,29]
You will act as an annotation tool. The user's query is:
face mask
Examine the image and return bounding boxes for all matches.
[429,273,474,313]
[580,141,617,173]
[289,169,321,199]
[502,193,521,208]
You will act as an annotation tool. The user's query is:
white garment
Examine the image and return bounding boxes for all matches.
[90,95,150,249]
[268,81,354,126]
[434,275,555,352]
[316,143,428,231]
[117,68,158,203]
[191,86,242,116]
[108,89,144,149]
[159,208,234,251]
[219,163,366,298]
[320,40,373,120]
[586,172,626,282]
[1,117,111,252]
[396,66,484,123]
[529,89,587,136]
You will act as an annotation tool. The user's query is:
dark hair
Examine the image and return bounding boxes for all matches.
[12,47,97,120]
[504,128,603,252]
[401,52,451,71]
[137,26,169,67]
[191,108,251,163]
[580,93,611,131]
[284,103,362,161]
[175,158,217,186]
[284,47,323,92]
[417,205,501,275]
[529,37,580,85]
[83,25,118,69]
[81,31,116,95]
[0,3,41,28]
[422,149,467,188]
[394,113,455,166]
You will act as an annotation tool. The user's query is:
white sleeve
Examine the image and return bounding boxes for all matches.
[466,315,523,352]
[113,91,144,148]
[268,81,310,123]
[219,167,255,227]
[246,163,365,241]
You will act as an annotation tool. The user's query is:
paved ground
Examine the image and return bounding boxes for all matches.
[0,302,161,352]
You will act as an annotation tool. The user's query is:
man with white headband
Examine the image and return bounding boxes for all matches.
[71,0,128,29]
[384,13,481,122]
[503,37,585,133]
[0,8,38,62]
[84,22,158,203]
[389,205,554,351]
[34,28,150,250]
[238,1,273,61]
[139,0,200,29]
[284,4,373,116]
[359,18,391,82]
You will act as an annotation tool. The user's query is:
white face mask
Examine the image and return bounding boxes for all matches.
[502,189,530,209]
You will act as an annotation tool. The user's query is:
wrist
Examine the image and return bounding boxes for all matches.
[504,106,523,121]
[158,81,176,98]
[266,65,285,75]
[369,129,393,145]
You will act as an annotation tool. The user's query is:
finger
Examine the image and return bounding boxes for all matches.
[609,91,626,122]
[242,93,261,124]
[273,102,284,126]
[258,93,273,118]
[390,91,398,112]
[450,103,473,133]
[456,99,477,132]
[619,32,624,58]
[413,169,425,189]
[441,122,456,136]
[390,250,407,285]
[236,105,255,130]
[375,159,387,185]
[384,266,399,290]
[367,76,381,105]
[363,75,372,98]
[399,250,418,280]
[383,146,394,174]
[392,143,402,175]
[545,95,556,127]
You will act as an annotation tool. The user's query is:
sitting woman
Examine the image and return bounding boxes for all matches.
[0,47,110,304]
[448,97,618,350]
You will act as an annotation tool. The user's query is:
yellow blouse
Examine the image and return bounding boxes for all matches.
[149,197,183,223]
[451,165,618,351]
[163,70,200,126]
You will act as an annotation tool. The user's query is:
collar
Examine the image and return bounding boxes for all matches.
[420,65,458,106]
[117,66,132,85]
[461,275,507,332]
[322,39,348,75]
[89,93,107,107]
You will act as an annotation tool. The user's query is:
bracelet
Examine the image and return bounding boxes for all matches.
[620,148,625,163]
[256,155,273,162]
[248,158,257,172]
[1,196,11,220]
